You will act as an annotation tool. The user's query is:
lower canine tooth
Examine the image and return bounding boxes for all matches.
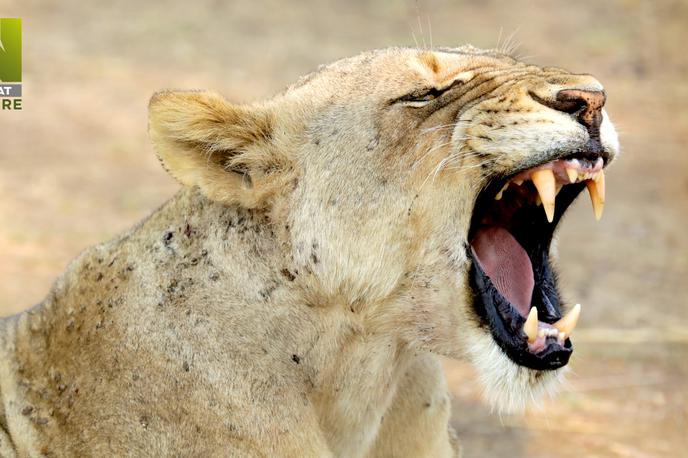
[553,303,581,336]
[524,307,539,343]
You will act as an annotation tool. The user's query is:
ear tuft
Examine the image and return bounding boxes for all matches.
[148,90,292,207]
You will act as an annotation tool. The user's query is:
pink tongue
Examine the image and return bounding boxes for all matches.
[471,227,534,316]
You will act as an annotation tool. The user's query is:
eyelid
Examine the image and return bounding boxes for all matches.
[395,77,467,106]
[399,86,445,103]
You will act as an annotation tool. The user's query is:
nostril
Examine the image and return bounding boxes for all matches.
[556,89,605,111]
[530,89,606,131]
[549,97,587,115]
[556,89,605,104]
[555,89,606,131]
[529,91,582,114]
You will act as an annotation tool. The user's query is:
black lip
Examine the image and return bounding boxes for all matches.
[467,174,586,371]
[469,249,573,370]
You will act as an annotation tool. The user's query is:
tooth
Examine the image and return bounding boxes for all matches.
[555,183,563,195]
[553,303,581,336]
[495,182,509,200]
[586,170,605,221]
[524,307,538,343]
[531,169,556,222]
[513,179,524,186]
[538,329,545,338]
[558,332,567,344]
[566,168,578,183]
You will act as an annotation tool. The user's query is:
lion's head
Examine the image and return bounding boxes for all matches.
[148,46,619,412]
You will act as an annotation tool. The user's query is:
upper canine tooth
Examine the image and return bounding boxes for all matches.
[553,303,581,336]
[531,169,556,223]
[586,170,606,221]
[566,168,578,183]
[524,307,539,343]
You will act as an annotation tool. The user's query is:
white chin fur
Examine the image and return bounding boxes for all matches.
[464,330,567,413]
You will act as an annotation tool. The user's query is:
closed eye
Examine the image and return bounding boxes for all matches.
[397,86,448,106]
[394,78,466,107]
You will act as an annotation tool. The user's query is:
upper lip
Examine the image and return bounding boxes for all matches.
[467,153,607,370]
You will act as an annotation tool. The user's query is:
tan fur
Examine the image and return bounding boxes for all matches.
[0,46,618,457]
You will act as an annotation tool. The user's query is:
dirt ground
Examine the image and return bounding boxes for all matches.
[1,0,686,456]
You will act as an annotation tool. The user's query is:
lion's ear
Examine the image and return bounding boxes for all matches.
[148,90,292,207]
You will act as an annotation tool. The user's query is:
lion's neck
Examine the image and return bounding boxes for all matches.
[4,187,437,456]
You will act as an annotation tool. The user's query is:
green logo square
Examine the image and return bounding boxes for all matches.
[0,18,21,83]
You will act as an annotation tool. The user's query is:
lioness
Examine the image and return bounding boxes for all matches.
[0,46,618,457]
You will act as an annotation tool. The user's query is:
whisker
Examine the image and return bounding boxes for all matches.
[411,29,419,49]
[417,119,481,138]
[513,52,537,62]
[502,29,514,55]
[446,159,494,171]
[445,156,496,175]
[411,141,481,175]
[411,141,456,170]
[416,2,426,50]
[503,27,521,56]
[418,123,460,136]
[429,155,453,185]
[418,148,457,188]
[508,40,522,57]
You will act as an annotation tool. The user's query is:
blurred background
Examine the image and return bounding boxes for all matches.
[0,0,686,456]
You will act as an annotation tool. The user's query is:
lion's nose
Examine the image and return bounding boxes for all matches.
[532,86,609,162]
[553,89,606,131]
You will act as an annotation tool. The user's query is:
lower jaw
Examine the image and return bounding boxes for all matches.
[468,250,573,371]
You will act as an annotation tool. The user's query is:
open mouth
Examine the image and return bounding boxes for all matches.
[468,156,605,370]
